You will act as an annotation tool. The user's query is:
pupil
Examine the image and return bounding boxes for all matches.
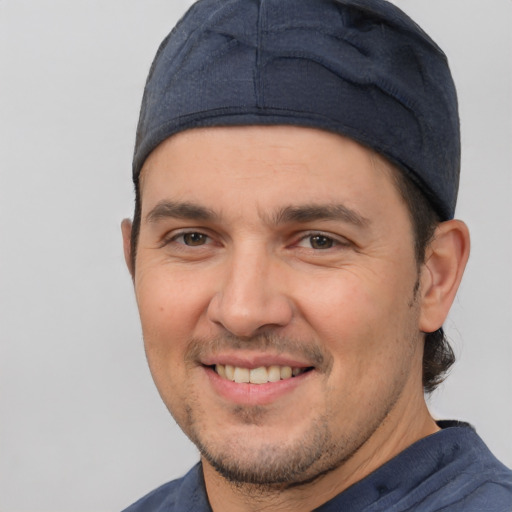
[184,233,205,246]
[311,235,332,249]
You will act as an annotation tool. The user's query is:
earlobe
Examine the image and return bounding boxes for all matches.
[419,220,470,333]
[121,218,134,277]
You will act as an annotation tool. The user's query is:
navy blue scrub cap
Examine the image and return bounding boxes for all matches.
[134,0,460,220]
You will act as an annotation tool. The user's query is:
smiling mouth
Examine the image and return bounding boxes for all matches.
[212,364,313,384]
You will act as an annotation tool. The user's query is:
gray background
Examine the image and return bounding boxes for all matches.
[0,1,510,511]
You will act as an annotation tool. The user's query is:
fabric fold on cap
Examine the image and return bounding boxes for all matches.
[134,0,460,220]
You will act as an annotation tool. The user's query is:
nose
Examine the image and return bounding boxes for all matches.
[207,247,294,338]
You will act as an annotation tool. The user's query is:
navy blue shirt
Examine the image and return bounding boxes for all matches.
[123,422,512,511]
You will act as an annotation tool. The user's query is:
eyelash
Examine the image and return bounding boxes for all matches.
[163,230,213,248]
[294,232,349,251]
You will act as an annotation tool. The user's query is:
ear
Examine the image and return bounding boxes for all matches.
[121,218,134,278]
[419,220,470,333]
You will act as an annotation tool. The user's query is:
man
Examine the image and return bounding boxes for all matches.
[121,0,512,510]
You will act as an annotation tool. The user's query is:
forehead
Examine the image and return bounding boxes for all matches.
[139,126,403,211]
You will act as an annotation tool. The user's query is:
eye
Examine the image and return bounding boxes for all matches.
[174,232,210,246]
[297,234,338,250]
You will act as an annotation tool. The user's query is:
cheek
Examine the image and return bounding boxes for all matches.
[300,272,421,430]
[297,264,418,372]
[297,269,396,336]
[133,270,206,422]
[136,265,208,331]
[134,267,212,383]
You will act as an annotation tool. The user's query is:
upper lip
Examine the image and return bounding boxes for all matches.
[200,352,314,370]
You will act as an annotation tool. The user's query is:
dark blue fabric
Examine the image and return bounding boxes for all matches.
[134,0,460,220]
[122,422,512,512]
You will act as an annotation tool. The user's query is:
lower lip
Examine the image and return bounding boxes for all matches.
[204,366,313,406]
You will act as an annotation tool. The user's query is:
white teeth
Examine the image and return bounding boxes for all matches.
[225,364,235,381]
[280,366,292,379]
[233,367,250,383]
[216,364,226,378]
[268,365,281,382]
[214,364,307,384]
[249,367,268,384]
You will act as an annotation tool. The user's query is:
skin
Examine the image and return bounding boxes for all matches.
[122,125,470,512]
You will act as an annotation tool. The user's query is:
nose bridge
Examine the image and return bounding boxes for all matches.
[207,241,292,337]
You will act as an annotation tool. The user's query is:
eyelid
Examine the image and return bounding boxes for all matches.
[293,231,351,249]
[161,228,215,248]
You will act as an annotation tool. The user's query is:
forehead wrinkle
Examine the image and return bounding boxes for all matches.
[268,203,371,228]
[145,200,219,224]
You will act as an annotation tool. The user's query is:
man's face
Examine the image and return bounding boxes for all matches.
[127,126,428,486]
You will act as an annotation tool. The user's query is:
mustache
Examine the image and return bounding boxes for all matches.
[185,332,333,372]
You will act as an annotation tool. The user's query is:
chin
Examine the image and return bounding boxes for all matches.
[186,411,352,487]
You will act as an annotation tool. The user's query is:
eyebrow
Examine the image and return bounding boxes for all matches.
[271,204,370,227]
[145,200,369,228]
[145,201,218,223]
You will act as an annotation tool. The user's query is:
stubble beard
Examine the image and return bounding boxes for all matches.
[189,407,338,488]
[180,389,402,492]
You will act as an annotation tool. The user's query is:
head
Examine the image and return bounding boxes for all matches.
[122,125,469,491]
[123,0,470,493]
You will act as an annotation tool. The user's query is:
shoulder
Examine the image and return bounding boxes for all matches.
[321,421,512,512]
[121,479,180,512]
[404,421,512,511]
[121,463,211,512]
